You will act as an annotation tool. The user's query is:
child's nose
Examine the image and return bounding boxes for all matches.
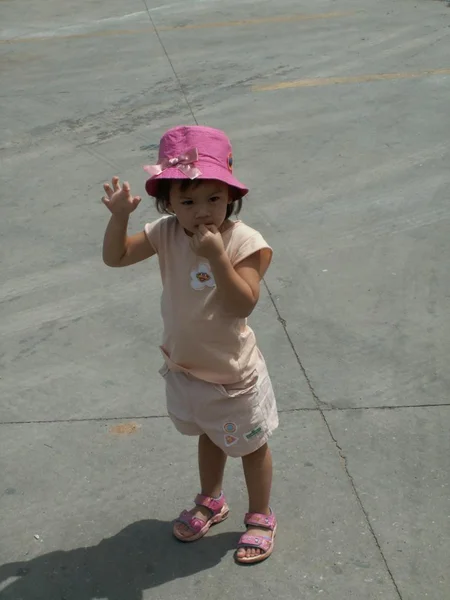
[196,205,210,217]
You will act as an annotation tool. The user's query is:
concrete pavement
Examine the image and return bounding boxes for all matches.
[1,1,449,598]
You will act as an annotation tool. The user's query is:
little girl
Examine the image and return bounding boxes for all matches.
[102,126,278,564]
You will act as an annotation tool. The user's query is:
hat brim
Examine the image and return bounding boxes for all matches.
[145,164,249,198]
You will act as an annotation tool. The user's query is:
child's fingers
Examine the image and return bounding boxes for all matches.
[192,230,202,244]
[112,176,120,192]
[101,196,110,208]
[123,181,130,193]
[103,183,113,198]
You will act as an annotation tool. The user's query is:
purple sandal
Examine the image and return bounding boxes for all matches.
[235,510,277,564]
[173,492,229,542]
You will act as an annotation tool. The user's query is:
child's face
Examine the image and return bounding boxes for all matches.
[168,180,232,234]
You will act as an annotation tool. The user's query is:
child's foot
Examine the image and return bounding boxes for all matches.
[235,510,277,564]
[236,525,274,559]
[173,493,229,542]
[174,505,215,540]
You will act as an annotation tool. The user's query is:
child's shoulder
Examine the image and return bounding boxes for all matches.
[144,215,180,251]
[145,214,177,231]
[226,220,272,266]
[227,220,266,243]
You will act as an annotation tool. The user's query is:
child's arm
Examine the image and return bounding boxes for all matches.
[191,225,268,318]
[102,177,155,267]
[210,251,263,318]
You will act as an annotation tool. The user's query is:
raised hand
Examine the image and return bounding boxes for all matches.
[190,224,225,261]
[102,176,141,216]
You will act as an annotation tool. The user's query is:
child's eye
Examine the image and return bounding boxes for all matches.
[209,196,220,202]
[181,200,193,206]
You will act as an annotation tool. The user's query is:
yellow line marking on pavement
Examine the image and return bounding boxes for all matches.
[160,11,353,31]
[0,11,353,44]
[253,68,450,91]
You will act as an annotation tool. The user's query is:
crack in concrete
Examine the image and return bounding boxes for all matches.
[321,414,404,600]
[0,415,170,426]
[336,402,450,411]
[263,280,332,410]
[264,280,403,600]
[2,403,449,426]
[141,0,198,127]
[281,402,450,412]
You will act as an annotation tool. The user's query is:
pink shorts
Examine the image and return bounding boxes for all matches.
[159,358,278,458]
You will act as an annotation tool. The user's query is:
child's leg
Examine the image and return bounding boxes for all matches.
[199,432,228,497]
[238,443,273,560]
[174,433,227,539]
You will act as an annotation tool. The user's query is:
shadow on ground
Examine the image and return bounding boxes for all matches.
[0,519,237,599]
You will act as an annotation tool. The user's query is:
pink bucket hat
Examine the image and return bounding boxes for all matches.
[144,125,249,197]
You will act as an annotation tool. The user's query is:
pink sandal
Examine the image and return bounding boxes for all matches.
[173,492,229,542]
[235,510,277,564]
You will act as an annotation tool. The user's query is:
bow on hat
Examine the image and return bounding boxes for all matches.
[143,148,201,179]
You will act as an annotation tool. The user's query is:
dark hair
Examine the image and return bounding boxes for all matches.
[154,179,243,219]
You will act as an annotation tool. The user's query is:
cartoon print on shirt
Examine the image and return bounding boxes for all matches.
[190,263,216,290]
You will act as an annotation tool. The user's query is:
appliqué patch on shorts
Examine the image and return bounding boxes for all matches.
[244,425,264,442]
[223,422,237,434]
[224,434,239,447]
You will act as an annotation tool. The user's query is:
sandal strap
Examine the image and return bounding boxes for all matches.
[195,492,225,516]
[244,510,276,530]
[175,510,207,534]
[237,533,272,553]
[175,493,226,533]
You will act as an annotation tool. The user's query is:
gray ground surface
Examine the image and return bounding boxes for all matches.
[1,1,449,598]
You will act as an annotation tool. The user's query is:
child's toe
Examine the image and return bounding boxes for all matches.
[174,523,191,538]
